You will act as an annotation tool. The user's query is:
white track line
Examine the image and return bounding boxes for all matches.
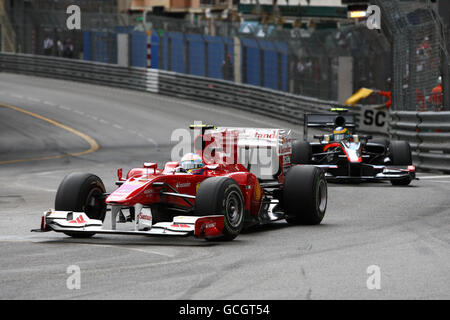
[146,138,158,147]
[418,175,450,179]
[43,101,57,106]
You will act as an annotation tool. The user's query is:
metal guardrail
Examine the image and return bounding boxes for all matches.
[0,53,158,93]
[9,53,446,172]
[390,111,450,173]
[158,70,349,125]
[0,52,351,126]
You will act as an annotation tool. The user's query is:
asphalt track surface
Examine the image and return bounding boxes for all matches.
[0,73,449,300]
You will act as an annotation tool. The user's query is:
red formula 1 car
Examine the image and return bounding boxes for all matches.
[34,125,328,241]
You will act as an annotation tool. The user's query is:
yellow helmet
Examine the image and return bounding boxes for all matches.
[333,127,350,135]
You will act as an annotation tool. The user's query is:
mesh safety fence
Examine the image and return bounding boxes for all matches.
[373,0,443,111]
[1,2,447,111]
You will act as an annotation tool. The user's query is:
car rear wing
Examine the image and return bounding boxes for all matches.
[190,124,292,154]
[304,113,357,140]
[192,126,292,180]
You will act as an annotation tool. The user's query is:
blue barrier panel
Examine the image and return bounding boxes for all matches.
[186,34,205,76]
[162,34,169,70]
[131,31,147,67]
[258,40,278,90]
[92,31,109,63]
[275,42,288,92]
[168,32,186,74]
[204,35,225,80]
[83,31,91,61]
[241,38,260,86]
[151,34,159,69]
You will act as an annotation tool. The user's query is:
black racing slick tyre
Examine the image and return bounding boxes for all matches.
[391,177,412,186]
[390,141,412,165]
[389,141,413,186]
[55,172,107,238]
[291,141,312,165]
[195,177,245,241]
[284,165,327,225]
[371,138,389,147]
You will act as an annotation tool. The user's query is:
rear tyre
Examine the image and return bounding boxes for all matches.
[195,177,244,241]
[55,172,107,238]
[284,165,327,225]
[292,141,312,165]
[389,141,412,186]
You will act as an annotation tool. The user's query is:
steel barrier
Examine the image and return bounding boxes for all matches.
[0,53,348,125]
[4,53,449,173]
[157,70,348,124]
[0,53,158,93]
[390,111,450,173]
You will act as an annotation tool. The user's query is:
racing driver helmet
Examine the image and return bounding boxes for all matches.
[180,153,205,171]
[332,127,351,141]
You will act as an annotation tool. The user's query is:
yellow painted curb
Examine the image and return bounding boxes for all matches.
[0,102,99,165]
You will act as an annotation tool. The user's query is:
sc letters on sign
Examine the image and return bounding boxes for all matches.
[358,107,388,133]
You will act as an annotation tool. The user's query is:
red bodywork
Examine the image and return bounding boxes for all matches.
[106,162,263,216]
[36,126,295,240]
[106,127,291,220]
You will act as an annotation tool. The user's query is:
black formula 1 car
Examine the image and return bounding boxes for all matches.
[292,109,416,185]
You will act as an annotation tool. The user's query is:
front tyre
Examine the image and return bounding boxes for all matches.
[389,141,412,186]
[55,172,107,238]
[284,165,327,225]
[391,177,412,186]
[389,141,412,165]
[195,177,245,241]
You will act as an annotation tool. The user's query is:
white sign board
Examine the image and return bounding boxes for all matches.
[357,105,389,134]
